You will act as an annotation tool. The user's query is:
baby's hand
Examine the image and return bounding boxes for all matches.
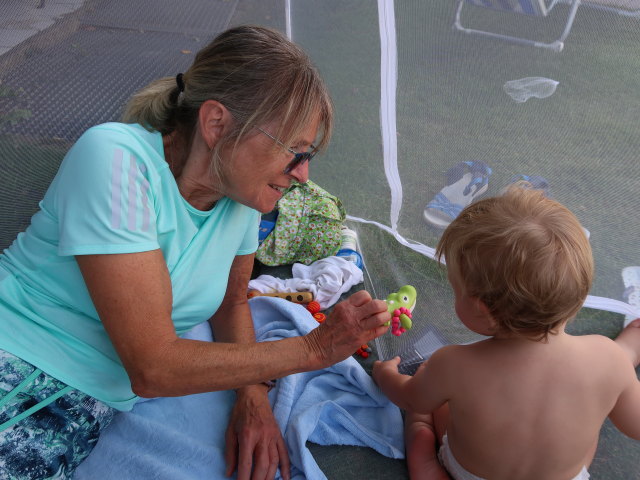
[372,356,402,385]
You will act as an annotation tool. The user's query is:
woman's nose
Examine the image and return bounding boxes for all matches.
[288,159,309,184]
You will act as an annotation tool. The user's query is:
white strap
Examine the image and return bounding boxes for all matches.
[347,215,437,259]
[584,295,640,318]
[285,0,292,40]
[377,0,401,232]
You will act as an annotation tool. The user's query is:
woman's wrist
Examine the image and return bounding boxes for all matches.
[261,379,276,392]
[301,327,330,370]
[234,381,275,397]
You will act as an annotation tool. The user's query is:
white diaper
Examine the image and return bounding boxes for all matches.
[438,434,590,480]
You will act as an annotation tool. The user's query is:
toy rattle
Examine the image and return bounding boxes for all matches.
[384,285,416,336]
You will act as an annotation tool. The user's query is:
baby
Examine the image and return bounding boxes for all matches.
[373,186,640,480]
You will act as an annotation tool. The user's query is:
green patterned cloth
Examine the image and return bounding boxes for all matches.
[0,350,115,479]
[256,181,346,266]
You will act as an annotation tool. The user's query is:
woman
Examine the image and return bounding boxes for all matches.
[0,25,390,479]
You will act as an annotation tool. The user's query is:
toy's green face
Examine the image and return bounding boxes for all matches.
[385,285,417,312]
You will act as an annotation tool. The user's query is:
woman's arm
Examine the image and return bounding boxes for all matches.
[76,249,389,398]
[208,253,258,345]
[208,253,291,480]
[76,249,306,397]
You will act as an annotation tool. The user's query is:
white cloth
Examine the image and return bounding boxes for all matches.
[438,434,590,480]
[249,256,364,309]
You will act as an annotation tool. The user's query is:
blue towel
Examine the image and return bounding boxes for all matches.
[74,297,404,480]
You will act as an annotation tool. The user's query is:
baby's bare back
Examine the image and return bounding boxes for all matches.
[443,333,629,480]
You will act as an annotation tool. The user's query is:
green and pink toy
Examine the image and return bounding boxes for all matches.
[384,285,416,336]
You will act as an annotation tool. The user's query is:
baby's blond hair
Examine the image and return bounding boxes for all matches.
[436,186,593,340]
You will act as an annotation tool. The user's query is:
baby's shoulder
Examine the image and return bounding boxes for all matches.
[568,333,631,373]
[571,333,620,352]
[430,342,470,360]
[427,342,487,371]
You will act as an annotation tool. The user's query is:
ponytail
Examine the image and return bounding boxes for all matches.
[121,76,183,135]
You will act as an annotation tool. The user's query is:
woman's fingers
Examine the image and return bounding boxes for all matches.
[276,437,291,480]
[361,307,391,330]
[308,292,391,367]
[336,293,390,328]
[224,426,239,476]
[225,389,289,480]
[345,289,373,307]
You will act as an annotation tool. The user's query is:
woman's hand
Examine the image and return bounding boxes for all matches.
[304,290,390,369]
[225,385,290,480]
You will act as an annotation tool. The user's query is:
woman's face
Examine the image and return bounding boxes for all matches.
[220,117,320,213]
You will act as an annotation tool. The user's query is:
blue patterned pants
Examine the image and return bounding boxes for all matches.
[0,350,116,479]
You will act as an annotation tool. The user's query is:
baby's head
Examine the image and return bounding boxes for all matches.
[436,185,593,340]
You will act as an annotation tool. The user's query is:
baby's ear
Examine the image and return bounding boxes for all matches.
[474,298,499,332]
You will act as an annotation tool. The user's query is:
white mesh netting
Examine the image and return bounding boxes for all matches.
[1,0,639,476]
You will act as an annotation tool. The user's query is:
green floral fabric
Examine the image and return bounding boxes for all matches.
[256,181,346,266]
[0,350,115,479]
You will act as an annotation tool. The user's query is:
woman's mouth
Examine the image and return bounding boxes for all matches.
[269,184,287,194]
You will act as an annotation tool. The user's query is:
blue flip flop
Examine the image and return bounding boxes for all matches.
[507,174,551,197]
[423,160,492,228]
[505,175,592,239]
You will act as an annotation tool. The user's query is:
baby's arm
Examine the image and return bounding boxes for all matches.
[608,350,640,440]
[372,346,454,414]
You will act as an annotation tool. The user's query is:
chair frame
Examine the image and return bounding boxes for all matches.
[580,0,640,17]
[453,0,582,52]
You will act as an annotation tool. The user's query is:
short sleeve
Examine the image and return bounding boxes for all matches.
[51,125,161,256]
[236,209,260,255]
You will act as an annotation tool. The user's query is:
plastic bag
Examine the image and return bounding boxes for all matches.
[503,77,559,103]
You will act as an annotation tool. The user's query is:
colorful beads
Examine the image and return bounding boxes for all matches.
[306,301,321,314]
[355,344,372,358]
[391,307,412,336]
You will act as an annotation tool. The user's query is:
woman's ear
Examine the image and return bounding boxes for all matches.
[198,100,232,149]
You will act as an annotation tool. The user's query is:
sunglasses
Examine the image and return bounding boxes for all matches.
[256,127,317,174]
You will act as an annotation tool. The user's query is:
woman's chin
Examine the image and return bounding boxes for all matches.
[257,205,275,214]
[257,190,283,213]
[229,192,277,214]
[253,198,278,214]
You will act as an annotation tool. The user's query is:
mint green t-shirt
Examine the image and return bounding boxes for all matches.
[0,123,260,410]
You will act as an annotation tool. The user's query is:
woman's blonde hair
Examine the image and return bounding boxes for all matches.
[122,25,333,179]
[436,185,593,340]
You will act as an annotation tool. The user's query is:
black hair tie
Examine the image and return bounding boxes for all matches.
[176,73,185,93]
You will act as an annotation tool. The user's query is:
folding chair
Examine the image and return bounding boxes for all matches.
[579,0,640,17]
[454,0,582,52]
